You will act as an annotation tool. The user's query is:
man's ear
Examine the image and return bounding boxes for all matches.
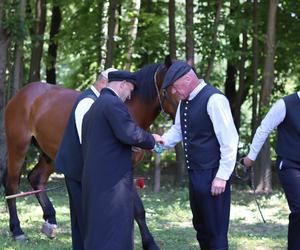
[120,81,126,88]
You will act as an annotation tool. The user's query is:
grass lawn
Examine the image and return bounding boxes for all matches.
[0,173,289,250]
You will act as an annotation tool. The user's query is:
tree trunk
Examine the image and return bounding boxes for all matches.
[28,0,47,83]
[185,0,194,63]
[137,0,153,66]
[234,30,247,131]
[224,63,237,110]
[0,0,11,184]
[174,143,186,186]
[250,0,260,191]
[97,1,105,71]
[260,0,277,108]
[224,1,238,112]
[153,153,161,193]
[255,0,278,194]
[12,0,26,95]
[168,0,176,60]
[46,3,61,84]
[105,0,119,69]
[251,0,259,136]
[168,0,185,186]
[205,0,223,80]
[255,138,272,193]
[125,0,141,70]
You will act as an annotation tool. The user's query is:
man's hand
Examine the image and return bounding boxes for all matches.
[152,134,164,144]
[211,177,226,196]
[243,156,254,168]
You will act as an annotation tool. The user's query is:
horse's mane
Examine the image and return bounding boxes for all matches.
[133,63,161,103]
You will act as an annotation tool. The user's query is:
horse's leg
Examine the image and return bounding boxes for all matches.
[5,135,31,240]
[27,154,57,239]
[133,186,160,250]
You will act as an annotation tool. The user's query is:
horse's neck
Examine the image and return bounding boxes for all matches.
[128,99,160,130]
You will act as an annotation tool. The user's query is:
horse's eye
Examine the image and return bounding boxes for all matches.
[162,89,167,96]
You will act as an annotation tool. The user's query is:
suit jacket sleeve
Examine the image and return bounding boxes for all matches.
[104,100,155,149]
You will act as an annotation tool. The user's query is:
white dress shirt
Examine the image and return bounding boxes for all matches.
[75,86,100,144]
[247,91,300,161]
[162,81,239,180]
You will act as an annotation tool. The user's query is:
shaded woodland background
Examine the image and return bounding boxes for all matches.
[0,0,300,193]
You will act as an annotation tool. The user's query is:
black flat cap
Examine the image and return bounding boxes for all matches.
[162,61,192,89]
[108,70,137,88]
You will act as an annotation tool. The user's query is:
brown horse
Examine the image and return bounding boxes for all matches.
[4,61,177,249]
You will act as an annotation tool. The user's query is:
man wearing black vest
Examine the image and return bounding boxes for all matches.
[55,68,116,250]
[81,70,163,250]
[243,91,300,250]
[161,61,238,250]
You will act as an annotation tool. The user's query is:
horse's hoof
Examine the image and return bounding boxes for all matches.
[13,234,28,242]
[41,221,57,239]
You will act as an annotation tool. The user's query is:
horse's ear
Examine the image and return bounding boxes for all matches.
[187,58,194,66]
[164,55,172,68]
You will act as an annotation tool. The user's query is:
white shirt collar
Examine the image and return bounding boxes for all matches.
[297,91,300,98]
[188,80,206,100]
[90,85,100,97]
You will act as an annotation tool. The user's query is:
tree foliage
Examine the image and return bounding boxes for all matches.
[1,0,300,187]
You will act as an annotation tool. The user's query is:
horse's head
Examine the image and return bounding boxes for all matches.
[154,55,186,120]
[155,56,196,120]
[131,58,178,122]
[129,57,180,166]
[152,56,179,120]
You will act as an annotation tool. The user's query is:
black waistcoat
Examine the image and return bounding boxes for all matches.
[180,84,222,170]
[276,93,300,162]
[55,88,97,181]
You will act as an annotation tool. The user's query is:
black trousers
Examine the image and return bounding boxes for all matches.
[65,177,84,250]
[188,168,230,250]
[276,157,300,250]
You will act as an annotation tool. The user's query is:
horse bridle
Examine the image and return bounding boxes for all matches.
[153,64,178,117]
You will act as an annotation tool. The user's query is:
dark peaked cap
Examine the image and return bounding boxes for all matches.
[162,61,192,89]
[108,70,137,88]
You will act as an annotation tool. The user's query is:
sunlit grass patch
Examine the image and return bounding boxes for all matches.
[0,177,289,249]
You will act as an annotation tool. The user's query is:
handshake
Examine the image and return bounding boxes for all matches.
[152,134,165,154]
[131,134,165,154]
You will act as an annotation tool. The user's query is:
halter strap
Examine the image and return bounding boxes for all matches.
[154,64,178,118]
[154,65,168,116]
[162,88,178,113]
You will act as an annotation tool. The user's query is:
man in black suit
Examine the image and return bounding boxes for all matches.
[81,70,163,250]
[55,68,116,250]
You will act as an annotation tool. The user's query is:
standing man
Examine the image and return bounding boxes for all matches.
[81,70,163,250]
[160,61,238,250]
[243,91,300,250]
[55,68,117,250]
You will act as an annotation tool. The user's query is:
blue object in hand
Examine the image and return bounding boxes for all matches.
[153,143,165,154]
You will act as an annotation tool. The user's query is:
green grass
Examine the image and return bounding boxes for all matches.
[0,174,289,250]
